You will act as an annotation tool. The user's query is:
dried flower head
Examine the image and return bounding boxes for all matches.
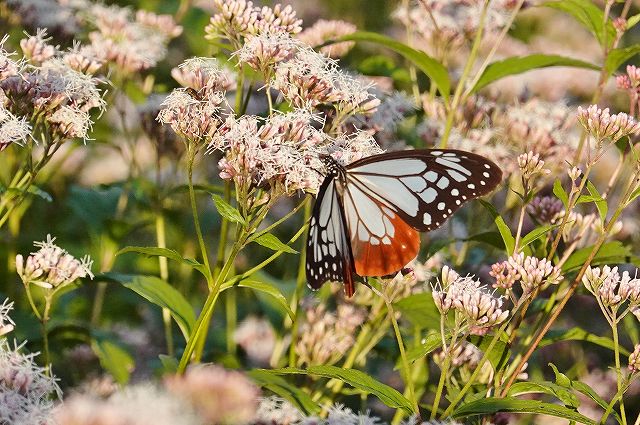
[0,105,31,151]
[296,303,365,366]
[54,383,201,425]
[297,19,357,58]
[630,344,640,374]
[15,234,94,290]
[234,316,276,366]
[527,196,564,224]
[0,299,15,337]
[577,105,640,147]
[0,339,61,425]
[165,364,260,425]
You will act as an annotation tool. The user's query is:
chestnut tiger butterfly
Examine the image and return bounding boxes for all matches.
[305,149,502,297]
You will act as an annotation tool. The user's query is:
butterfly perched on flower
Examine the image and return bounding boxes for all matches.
[306,149,502,297]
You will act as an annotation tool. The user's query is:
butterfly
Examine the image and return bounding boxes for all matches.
[305,149,502,297]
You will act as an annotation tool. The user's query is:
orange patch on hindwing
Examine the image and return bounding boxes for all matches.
[351,211,420,277]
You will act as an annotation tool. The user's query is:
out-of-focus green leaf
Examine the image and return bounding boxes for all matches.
[452,397,595,423]
[248,370,321,415]
[519,224,558,249]
[158,354,179,373]
[543,0,615,46]
[91,332,134,385]
[586,181,608,223]
[212,194,246,226]
[553,179,569,209]
[507,381,579,408]
[406,331,443,362]
[627,13,640,29]
[467,231,505,249]
[104,273,195,341]
[541,327,631,355]
[561,241,631,272]
[116,246,208,277]
[605,45,640,73]
[267,366,414,413]
[234,279,295,320]
[251,233,298,254]
[470,54,598,93]
[479,200,514,254]
[337,31,450,100]
[394,293,441,330]
[470,335,510,371]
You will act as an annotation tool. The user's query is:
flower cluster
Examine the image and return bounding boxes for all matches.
[577,105,640,148]
[527,195,564,224]
[296,303,365,366]
[517,151,550,185]
[16,234,94,290]
[0,103,31,151]
[165,365,260,425]
[297,19,357,58]
[630,344,640,374]
[5,0,82,36]
[0,339,61,425]
[491,254,563,294]
[205,0,303,48]
[0,299,14,337]
[432,266,510,335]
[234,316,276,366]
[582,266,640,319]
[616,65,640,93]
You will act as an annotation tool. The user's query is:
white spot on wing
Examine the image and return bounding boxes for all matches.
[351,159,427,175]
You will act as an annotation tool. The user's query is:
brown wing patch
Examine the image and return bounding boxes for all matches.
[351,208,420,277]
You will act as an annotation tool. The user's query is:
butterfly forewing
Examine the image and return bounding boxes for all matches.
[306,177,356,296]
[346,149,502,232]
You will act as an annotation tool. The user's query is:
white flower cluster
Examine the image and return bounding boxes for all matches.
[583,266,640,320]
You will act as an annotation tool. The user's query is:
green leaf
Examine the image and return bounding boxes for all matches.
[572,380,622,422]
[91,333,134,385]
[470,54,598,93]
[394,293,441,330]
[212,194,246,225]
[507,381,579,408]
[479,200,514,254]
[267,366,414,413]
[251,233,298,254]
[627,185,640,205]
[561,241,631,273]
[470,335,510,371]
[235,279,295,320]
[452,397,595,424]
[337,31,450,100]
[543,0,615,46]
[158,354,179,373]
[519,224,558,249]
[116,246,208,277]
[540,327,631,355]
[627,13,640,29]
[548,363,573,388]
[248,370,321,415]
[553,179,569,209]
[406,332,444,362]
[586,181,608,223]
[605,44,640,73]
[104,273,195,341]
[466,231,506,250]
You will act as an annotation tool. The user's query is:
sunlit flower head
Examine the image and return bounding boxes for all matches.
[235,31,299,76]
[205,0,302,47]
[0,35,21,79]
[20,29,57,65]
[157,88,228,143]
[297,19,357,58]
[0,106,31,150]
[296,303,365,366]
[165,364,260,425]
[171,57,236,93]
[15,234,94,290]
[582,266,640,311]
[62,42,103,75]
[577,105,640,147]
[0,299,14,337]
[54,383,201,425]
[0,339,61,425]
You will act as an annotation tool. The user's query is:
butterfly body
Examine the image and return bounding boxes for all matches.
[306,149,502,297]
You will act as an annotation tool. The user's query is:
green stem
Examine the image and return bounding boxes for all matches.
[155,213,175,357]
[431,316,457,418]
[612,318,628,425]
[213,181,232,281]
[187,146,213,281]
[225,289,237,355]
[439,0,490,148]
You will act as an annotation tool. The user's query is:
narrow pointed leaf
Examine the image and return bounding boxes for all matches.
[116,246,208,277]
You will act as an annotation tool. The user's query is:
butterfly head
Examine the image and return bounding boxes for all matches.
[319,154,346,179]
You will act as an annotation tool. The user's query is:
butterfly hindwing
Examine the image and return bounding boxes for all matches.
[346,149,502,232]
[306,177,356,296]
